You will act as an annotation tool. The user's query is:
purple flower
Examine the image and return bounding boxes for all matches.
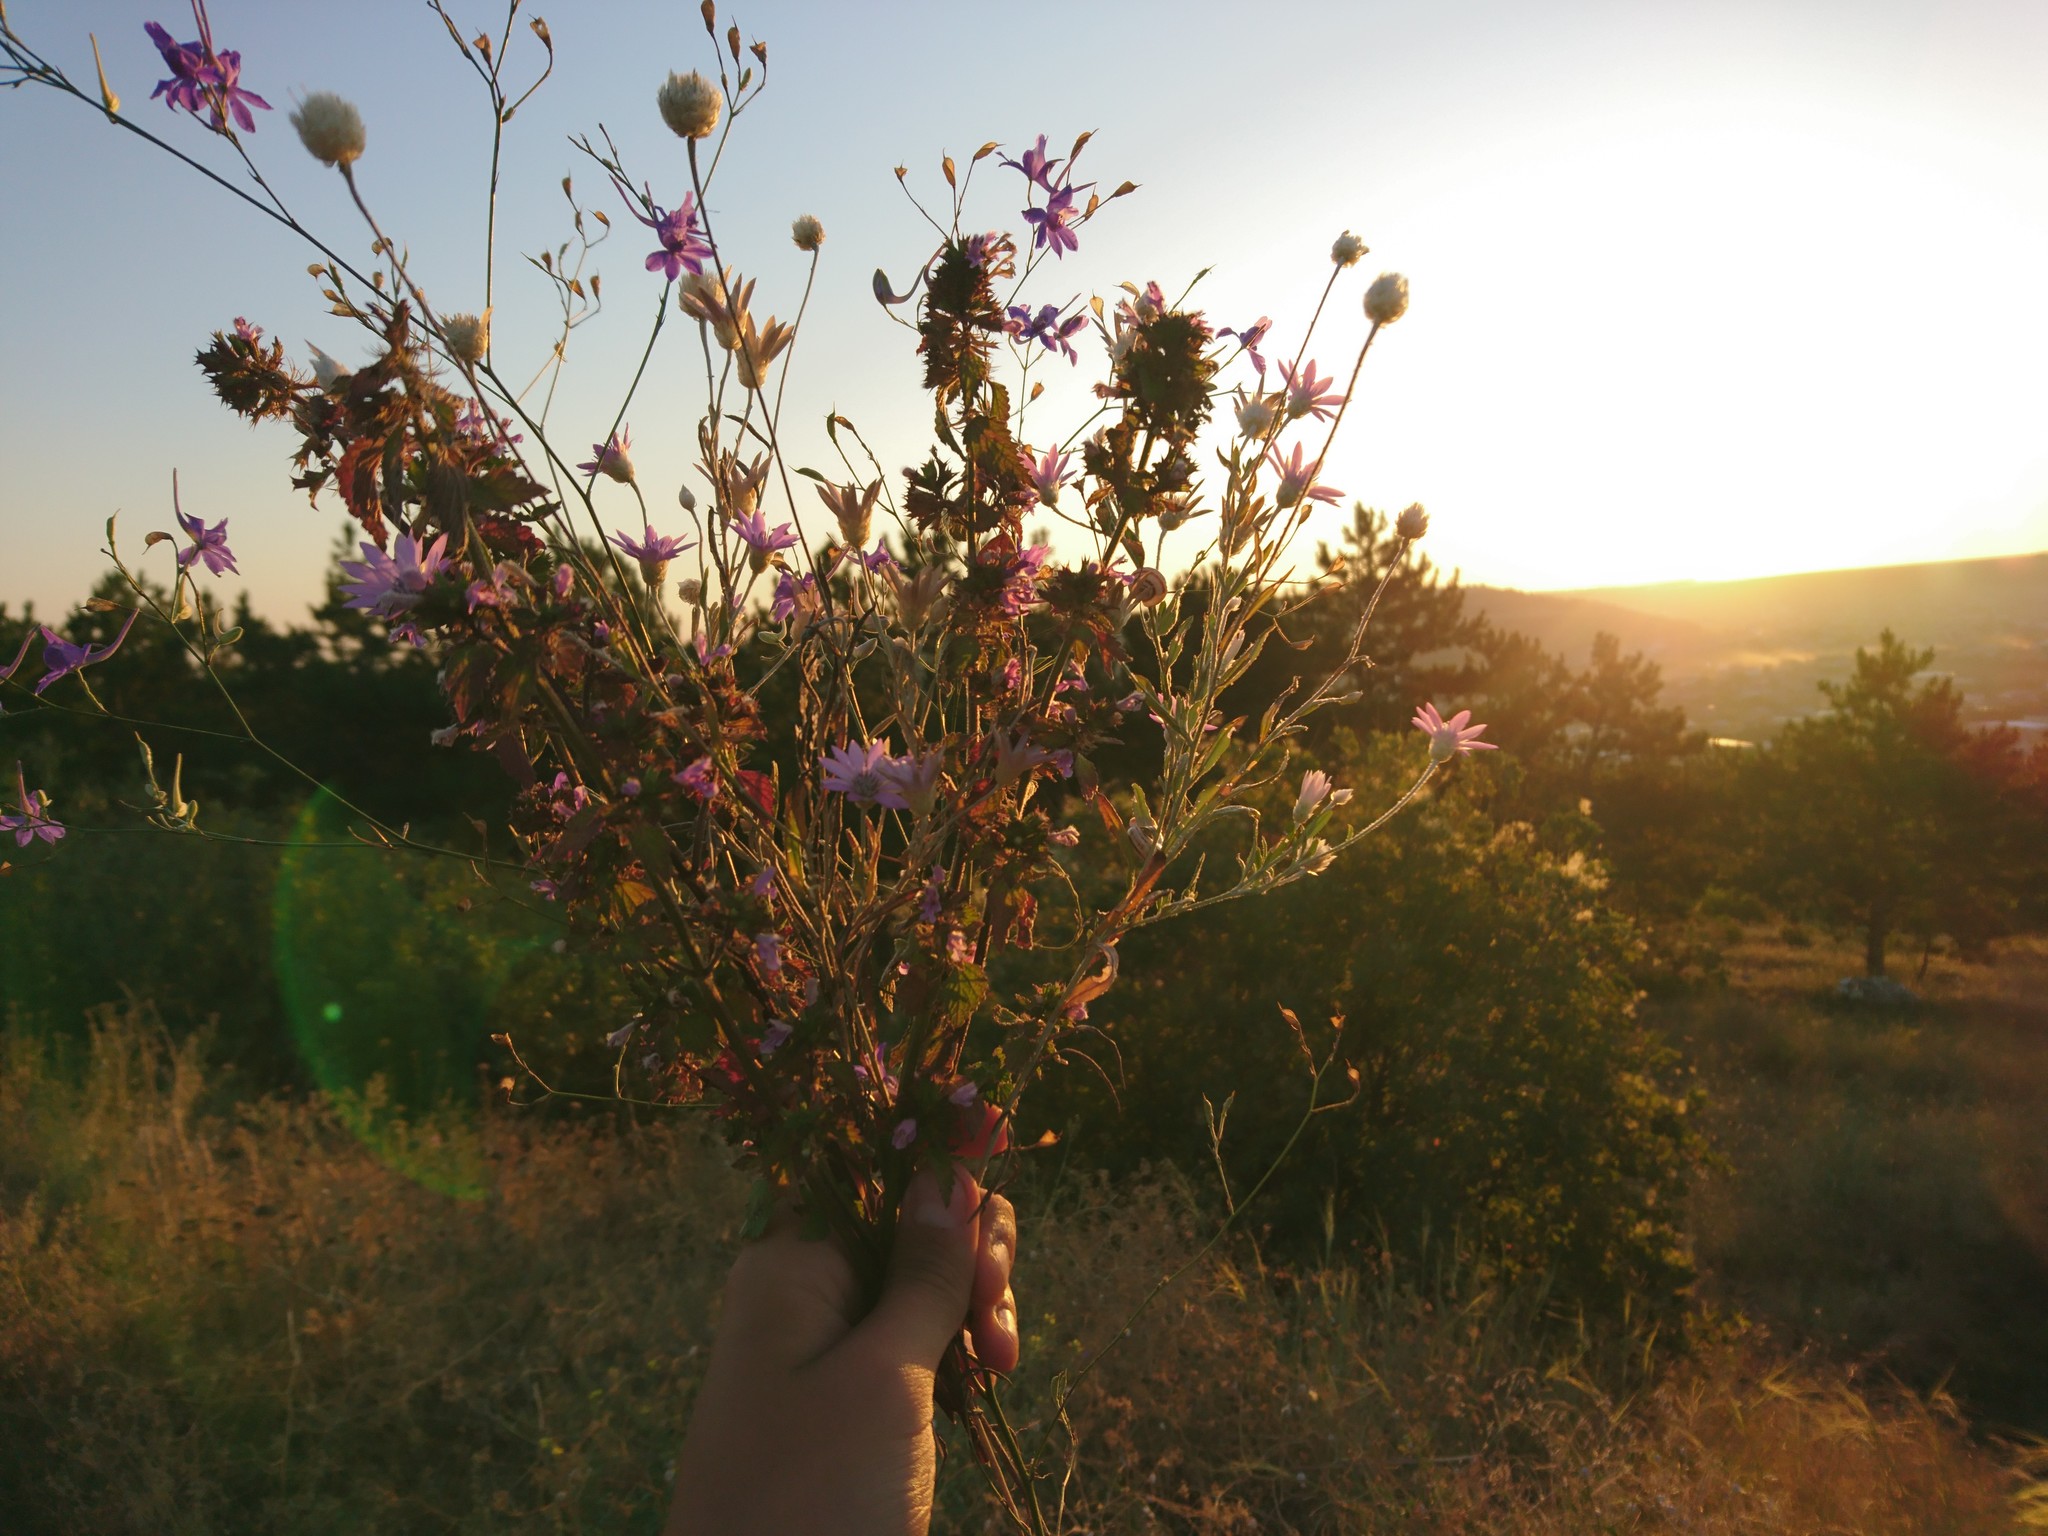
[546,771,592,821]
[578,425,635,485]
[232,316,262,344]
[891,1118,919,1151]
[674,756,720,801]
[749,867,777,898]
[879,749,944,814]
[854,1040,899,1097]
[552,565,576,599]
[35,611,138,695]
[1293,769,1353,822]
[1279,359,1343,422]
[1049,824,1081,848]
[988,729,1050,786]
[619,180,713,281]
[610,523,692,584]
[1022,445,1074,506]
[997,542,1053,616]
[1219,316,1273,378]
[758,1019,793,1057]
[175,507,237,577]
[1116,281,1168,328]
[834,542,901,582]
[918,864,946,923]
[454,402,522,444]
[753,932,784,974]
[1000,134,1064,192]
[1022,182,1081,259]
[822,741,910,811]
[735,509,800,560]
[945,929,973,964]
[963,230,1014,271]
[465,563,520,612]
[949,1081,980,1107]
[771,571,820,626]
[340,533,452,619]
[145,4,270,134]
[1,765,64,848]
[530,877,559,900]
[1,630,37,696]
[1265,442,1342,509]
[1412,702,1498,762]
[1006,302,1088,364]
[621,778,642,798]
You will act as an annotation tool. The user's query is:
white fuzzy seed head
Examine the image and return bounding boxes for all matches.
[291,92,366,167]
[657,70,722,139]
[1364,272,1410,326]
[442,311,490,366]
[1233,391,1278,439]
[1331,230,1367,268]
[791,214,826,252]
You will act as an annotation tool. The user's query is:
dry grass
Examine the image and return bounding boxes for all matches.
[0,1010,744,1533]
[1665,931,2048,1434]
[965,1172,2029,1534]
[0,1006,2037,1533]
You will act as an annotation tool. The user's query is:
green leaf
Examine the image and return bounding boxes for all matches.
[740,1177,775,1240]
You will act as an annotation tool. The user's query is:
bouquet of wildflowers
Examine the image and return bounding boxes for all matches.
[2,2,1495,1517]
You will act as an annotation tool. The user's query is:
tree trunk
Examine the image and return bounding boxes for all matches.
[1865,916,1889,978]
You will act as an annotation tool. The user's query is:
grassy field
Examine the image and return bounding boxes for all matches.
[2,941,2045,1531]
[1668,929,2048,1437]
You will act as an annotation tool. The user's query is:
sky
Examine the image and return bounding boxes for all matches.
[4,0,2048,625]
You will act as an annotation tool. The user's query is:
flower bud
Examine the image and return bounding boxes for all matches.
[791,214,825,252]
[656,69,722,139]
[1331,230,1367,267]
[894,565,949,628]
[442,310,490,366]
[291,92,366,168]
[1364,272,1410,326]
[1396,502,1429,540]
[678,482,698,512]
[1128,817,1159,859]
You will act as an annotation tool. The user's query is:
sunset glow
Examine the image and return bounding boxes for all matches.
[3,0,2046,614]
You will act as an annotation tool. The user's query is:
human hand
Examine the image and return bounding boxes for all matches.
[667,1167,1020,1536]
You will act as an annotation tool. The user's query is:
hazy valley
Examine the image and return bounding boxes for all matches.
[1465,550,2048,743]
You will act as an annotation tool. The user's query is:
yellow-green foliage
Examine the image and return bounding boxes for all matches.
[0,1006,2030,1533]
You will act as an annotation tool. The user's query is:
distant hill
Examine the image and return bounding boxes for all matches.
[1463,552,2048,742]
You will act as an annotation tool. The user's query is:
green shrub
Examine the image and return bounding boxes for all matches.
[1035,736,1701,1318]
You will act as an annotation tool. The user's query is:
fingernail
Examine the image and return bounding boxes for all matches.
[909,1168,975,1229]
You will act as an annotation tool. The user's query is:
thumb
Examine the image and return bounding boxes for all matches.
[852,1166,981,1370]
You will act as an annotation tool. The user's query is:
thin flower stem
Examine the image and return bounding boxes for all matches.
[768,251,820,448]
[0,36,382,295]
[1044,1038,1347,1428]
